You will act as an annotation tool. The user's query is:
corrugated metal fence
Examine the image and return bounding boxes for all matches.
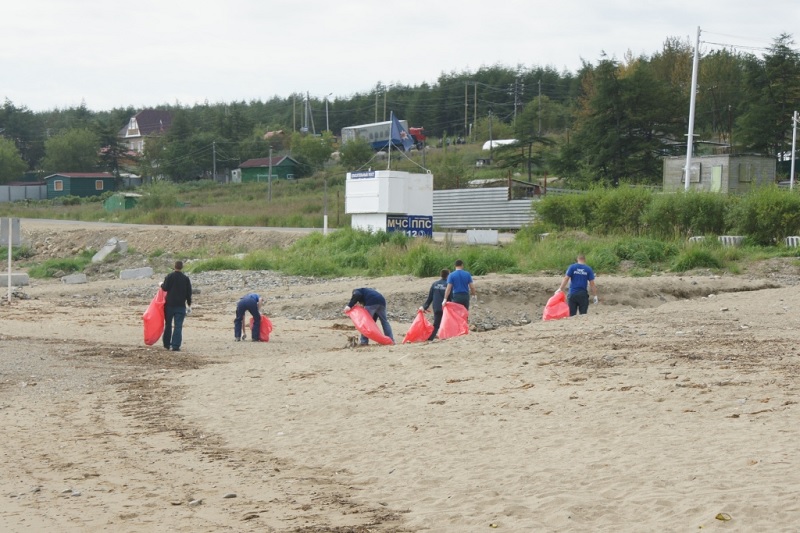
[433,187,535,229]
[0,184,47,202]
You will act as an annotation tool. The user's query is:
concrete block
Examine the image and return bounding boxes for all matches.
[116,240,128,254]
[785,236,800,248]
[1,272,29,286]
[92,237,119,263]
[61,273,88,284]
[466,229,499,245]
[688,236,705,243]
[119,267,154,280]
[718,236,744,247]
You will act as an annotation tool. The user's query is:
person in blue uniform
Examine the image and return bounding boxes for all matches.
[235,293,263,341]
[443,259,476,310]
[344,288,394,345]
[558,254,598,316]
[420,269,451,340]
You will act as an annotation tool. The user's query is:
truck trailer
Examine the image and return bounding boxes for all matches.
[341,120,426,151]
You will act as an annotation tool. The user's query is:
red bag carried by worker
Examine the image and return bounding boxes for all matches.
[143,287,167,346]
[402,309,434,344]
[248,315,273,342]
[543,291,570,321]
[346,306,394,345]
[437,302,469,340]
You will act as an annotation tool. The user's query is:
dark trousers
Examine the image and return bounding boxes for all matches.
[163,306,186,349]
[235,299,261,340]
[428,310,443,341]
[568,290,589,316]
[452,292,470,310]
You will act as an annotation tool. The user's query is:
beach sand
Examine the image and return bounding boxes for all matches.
[2,222,800,532]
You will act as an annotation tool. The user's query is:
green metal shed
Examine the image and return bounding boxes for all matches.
[44,173,118,199]
[104,192,142,211]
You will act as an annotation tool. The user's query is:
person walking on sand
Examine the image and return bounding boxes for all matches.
[558,254,598,316]
[235,293,264,341]
[162,260,192,352]
[344,288,395,345]
[420,269,451,341]
[443,259,476,310]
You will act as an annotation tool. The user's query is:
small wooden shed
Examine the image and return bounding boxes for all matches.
[239,156,301,182]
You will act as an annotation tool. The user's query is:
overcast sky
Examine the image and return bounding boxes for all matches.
[2,0,798,112]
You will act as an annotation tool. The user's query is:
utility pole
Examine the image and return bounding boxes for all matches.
[538,79,542,136]
[791,110,798,190]
[374,87,379,122]
[212,141,216,181]
[268,147,273,201]
[464,82,468,140]
[511,78,523,125]
[473,82,477,142]
[302,92,310,134]
[684,26,701,192]
[488,109,494,162]
[325,93,332,133]
[323,175,328,235]
[307,91,316,135]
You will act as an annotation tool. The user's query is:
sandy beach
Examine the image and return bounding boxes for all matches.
[2,221,800,532]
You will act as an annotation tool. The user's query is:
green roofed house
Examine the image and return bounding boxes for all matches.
[44,172,117,199]
[237,156,301,183]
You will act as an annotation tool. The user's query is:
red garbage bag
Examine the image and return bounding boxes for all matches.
[143,288,167,345]
[346,306,394,345]
[437,302,469,340]
[248,315,273,342]
[402,310,434,344]
[543,291,570,321]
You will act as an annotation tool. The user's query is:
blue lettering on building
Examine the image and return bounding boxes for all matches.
[386,215,433,237]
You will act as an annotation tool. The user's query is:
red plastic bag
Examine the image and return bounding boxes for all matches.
[402,310,434,344]
[248,315,273,342]
[543,291,570,321]
[143,288,166,345]
[346,306,394,345]
[437,302,469,340]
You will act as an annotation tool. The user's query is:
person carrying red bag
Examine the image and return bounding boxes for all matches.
[344,288,395,346]
[443,259,476,310]
[235,293,264,342]
[419,268,451,341]
[557,254,598,316]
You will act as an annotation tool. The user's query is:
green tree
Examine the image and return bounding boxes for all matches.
[0,137,28,183]
[339,137,374,170]
[736,34,800,157]
[94,116,130,178]
[697,48,746,145]
[156,111,210,181]
[558,57,683,186]
[41,128,100,172]
[0,99,44,170]
[290,131,335,176]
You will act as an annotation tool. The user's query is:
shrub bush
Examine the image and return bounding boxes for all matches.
[671,246,724,272]
[726,187,800,245]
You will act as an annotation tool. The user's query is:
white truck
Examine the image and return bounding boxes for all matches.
[341,120,426,150]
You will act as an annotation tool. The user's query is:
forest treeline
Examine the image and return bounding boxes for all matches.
[1,33,798,188]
